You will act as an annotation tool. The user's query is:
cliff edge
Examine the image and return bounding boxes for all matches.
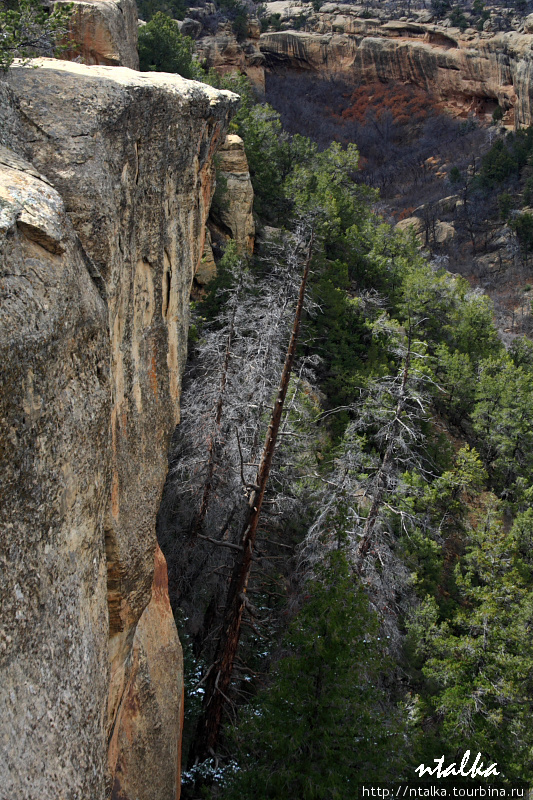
[0,62,237,800]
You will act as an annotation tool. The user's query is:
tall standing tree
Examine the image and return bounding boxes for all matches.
[191,226,315,762]
[222,549,408,800]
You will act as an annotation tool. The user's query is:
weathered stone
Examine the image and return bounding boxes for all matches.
[0,150,110,800]
[1,59,237,799]
[395,216,424,236]
[180,16,203,38]
[195,32,266,91]
[248,17,261,39]
[212,134,255,253]
[434,220,456,244]
[109,546,184,800]
[195,227,218,288]
[56,0,140,69]
[256,20,533,128]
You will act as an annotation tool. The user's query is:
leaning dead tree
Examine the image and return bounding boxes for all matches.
[192,227,315,762]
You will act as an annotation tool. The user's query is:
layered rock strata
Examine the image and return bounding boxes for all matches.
[0,61,237,799]
[195,20,266,91]
[196,4,533,128]
[259,10,533,127]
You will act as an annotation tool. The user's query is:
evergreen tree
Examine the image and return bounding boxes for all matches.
[136,0,186,22]
[223,550,408,800]
[138,12,202,78]
[409,505,533,781]
[0,0,72,70]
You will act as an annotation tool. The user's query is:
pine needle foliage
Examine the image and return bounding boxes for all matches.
[223,549,409,800]
[0,0,73,71]
[138,12,202,78]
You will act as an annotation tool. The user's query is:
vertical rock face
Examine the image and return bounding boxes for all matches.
[258,23,533,127]
[56,0,140,69]
[0,146,110,800]
[211,134,255,254]
[109,545,184,800]
[1,61,237,799]
[195,29,266,91]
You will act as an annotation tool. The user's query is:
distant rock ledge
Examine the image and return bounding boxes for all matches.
[197,6,533,128]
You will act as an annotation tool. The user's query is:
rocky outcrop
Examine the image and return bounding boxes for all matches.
[195,22,266,91]
[210,134,255,254]
[108,546,184,800]
[196,4,533,128]
[56,0,139,69]
[195,228,218,294]
[0,61,237,799]
[259,11,533,127]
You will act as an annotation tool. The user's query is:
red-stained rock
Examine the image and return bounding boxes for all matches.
[109,546,184,800]
[1,60,238,800]
[259,21,533,127]
[56,0,140,69]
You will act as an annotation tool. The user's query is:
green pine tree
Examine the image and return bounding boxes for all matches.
[223,550,409,799]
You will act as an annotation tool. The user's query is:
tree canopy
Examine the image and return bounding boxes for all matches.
[0,0,72,71]
[138,12,202,78]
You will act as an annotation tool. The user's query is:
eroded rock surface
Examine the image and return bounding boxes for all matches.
[196,6,533,128]
[259,15,533,127]
[56,0,139,69]
[210,134,255,254]
[195,25,266,91]
[109,546,184,800]
[0,147,110,800]
[1,60,237,800]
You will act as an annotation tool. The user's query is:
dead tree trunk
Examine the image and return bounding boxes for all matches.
[192,230,314,762]
[356,330,412,568]
[190,296,238,540]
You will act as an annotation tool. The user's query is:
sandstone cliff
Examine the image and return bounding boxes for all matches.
[195,20,266,91]
[56,0,140,69]
[0,62,237,800]
[197,4,533,128]
[259,8,533,127]
[210,134,255,255]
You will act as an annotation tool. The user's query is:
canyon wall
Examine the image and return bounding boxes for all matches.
[259,8,533,127]
[195,21,266,91]
[0,62,237,799]
[198,5,533,128]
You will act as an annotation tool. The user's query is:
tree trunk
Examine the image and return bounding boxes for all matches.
[192,231,314,761]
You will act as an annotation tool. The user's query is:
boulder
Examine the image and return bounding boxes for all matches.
[395,216,424,236]
[180,17,203,38]
[434,220,456,244]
